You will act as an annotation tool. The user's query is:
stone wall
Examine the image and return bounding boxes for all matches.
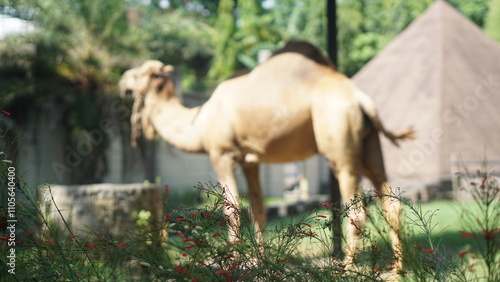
[39,183,163,237]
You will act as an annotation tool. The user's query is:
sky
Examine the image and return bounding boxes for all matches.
[0,14,35,41]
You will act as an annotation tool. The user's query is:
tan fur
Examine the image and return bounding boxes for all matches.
[120,43,413,276]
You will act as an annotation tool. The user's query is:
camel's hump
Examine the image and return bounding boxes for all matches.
[271,40,334,69]
[226,41,334,81]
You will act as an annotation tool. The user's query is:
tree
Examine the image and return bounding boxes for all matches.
[449,0,490,27]
[207,0,325,84]
[207,0,238,84]
[0,0,143,184]
[336,0,434,76]
[485,0,500,42]
[336,0,489,76]
[234,0,281,68]
[138,8,214,91]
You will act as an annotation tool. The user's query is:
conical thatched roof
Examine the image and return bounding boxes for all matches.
[353,0,500,192]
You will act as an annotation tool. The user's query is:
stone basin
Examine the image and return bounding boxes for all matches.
[39,183,163,237]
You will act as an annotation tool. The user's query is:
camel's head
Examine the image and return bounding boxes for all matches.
[119,60,172,99]
[120,60,176,147]
[144,66,177,100]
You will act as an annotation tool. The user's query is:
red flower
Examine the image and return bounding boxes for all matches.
[229,263,240,270]
[165,213,172,222]
[118,243,128,248]
[183,244,197,250]
[47,240,56,245]
[320,203,331,207]
[164,185,170,197]
[242,195,248,198]
[175,264,188,274]
[191,211,199,217]
[373,190,382,195]
[203,214,214,217]
[372,266,380,270]
[301,222,312,228]
[177,231,186,239]
[86,243,97,247]
[421,249,435,253]
[481,175,488,188]
[212,231,221,238]
[69,235,78,238]
[349,219,359,229]
[100,246,107,249]
[215,270,229,276]
[482,230,494,239]
[176,218,186,221]
[2,110,11,116]
[459,231,476,238]
[458,250,471,257]
[316,215,327,218]
[467,263,477,269]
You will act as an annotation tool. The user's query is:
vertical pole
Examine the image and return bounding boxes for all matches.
[327,0,338,67]
[327,0,343,258]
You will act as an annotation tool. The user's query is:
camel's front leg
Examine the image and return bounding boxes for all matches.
[211,153,241,241]
[242,163,266,243]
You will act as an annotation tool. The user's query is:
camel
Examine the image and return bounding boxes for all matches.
[119,41,414,274]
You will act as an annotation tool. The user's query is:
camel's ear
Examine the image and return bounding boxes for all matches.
[163,65,174,74]
[139,60,165,76]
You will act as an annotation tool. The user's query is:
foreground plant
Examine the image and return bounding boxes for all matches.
[2,159,498,281]
[453,166,499,282]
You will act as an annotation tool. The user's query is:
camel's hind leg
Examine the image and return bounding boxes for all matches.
[333,162,366,268]
[361,131,403,274]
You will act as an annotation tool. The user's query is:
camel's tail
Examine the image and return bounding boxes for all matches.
[355,89,415,146]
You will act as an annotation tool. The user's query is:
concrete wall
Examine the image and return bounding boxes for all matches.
[14,94,332,199]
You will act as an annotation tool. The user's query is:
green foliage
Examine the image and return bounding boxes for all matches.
[208,0,327,84]
[139,9,214,90]
[2,169,498,281]
[0,0,142,183]
[206,0,238,84]
[0,0,493,183]
[485,0,500,42]
[449,0,491,27]
[270,0,326,47]
[337,0,433,76]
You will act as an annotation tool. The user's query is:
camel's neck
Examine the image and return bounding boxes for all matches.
[148,97,206,153]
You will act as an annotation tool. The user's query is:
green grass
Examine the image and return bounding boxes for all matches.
[259,200,457,263]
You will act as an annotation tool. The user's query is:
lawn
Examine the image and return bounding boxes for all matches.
[260,200,468,258]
